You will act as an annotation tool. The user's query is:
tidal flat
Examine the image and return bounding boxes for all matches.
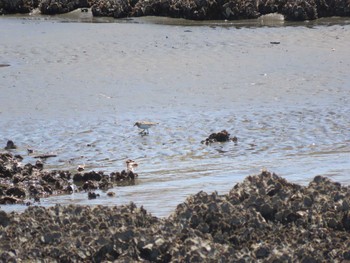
[0,14,349,217]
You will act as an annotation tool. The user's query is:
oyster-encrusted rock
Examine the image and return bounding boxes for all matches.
[0,153,138,203]
[1,167,350,261]
[201,130,238,145]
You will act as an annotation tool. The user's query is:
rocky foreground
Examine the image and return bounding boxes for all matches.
[0,0,350,21]
[1,163,350,261]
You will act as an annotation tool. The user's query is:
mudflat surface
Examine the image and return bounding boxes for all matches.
[0,14,349,216]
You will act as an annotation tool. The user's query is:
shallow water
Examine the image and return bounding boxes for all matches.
[0,13,349,217]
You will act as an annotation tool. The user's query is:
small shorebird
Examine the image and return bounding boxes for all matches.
[134,121,158,134]
[125,159,138,173]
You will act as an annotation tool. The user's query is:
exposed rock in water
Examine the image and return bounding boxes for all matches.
[201,129,238,145]
[4,140,17,150]
[88,191,100,199]
[1,170,350,261]
[0,153,137,203]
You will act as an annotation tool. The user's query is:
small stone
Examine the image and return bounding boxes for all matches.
[4,140,16,150]
[303,196,313,207]
[255,246,270,259]
[88,192,99,199]
[0,211,10,227]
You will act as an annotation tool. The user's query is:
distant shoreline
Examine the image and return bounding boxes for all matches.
[1,0,350,21]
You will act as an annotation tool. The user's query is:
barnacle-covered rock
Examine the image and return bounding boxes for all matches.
[39,0,88,14]
[5,186,26,198]
[201,130,238,145]
[82,180,99,190]
[1,168,350,261]
[111,170,138,182]
[0,0,39,14]
[0,153,139,203]
[91,0,132,18]
[281,0,318,20]
[88,191,100,199]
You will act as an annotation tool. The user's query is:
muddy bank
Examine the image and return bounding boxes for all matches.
[1,0,350,20]
[1,168,350,261]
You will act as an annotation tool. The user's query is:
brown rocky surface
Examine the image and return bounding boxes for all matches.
[1,168,350,261]
[1,0,349,20]
[0,153,136,204]
[201,130,238,145]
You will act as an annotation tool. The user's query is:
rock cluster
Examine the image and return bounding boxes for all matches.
[1,170,350,261]
[1,0,350,20]
[172,171,350,261]
[38,0,88,14]
[0,0,39,14]
[281,0,318,20]
[0,153,137,204]
[125,0,261,20]
[201,129,238,145]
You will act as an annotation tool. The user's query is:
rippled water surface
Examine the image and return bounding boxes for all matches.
[0,14,349,217]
